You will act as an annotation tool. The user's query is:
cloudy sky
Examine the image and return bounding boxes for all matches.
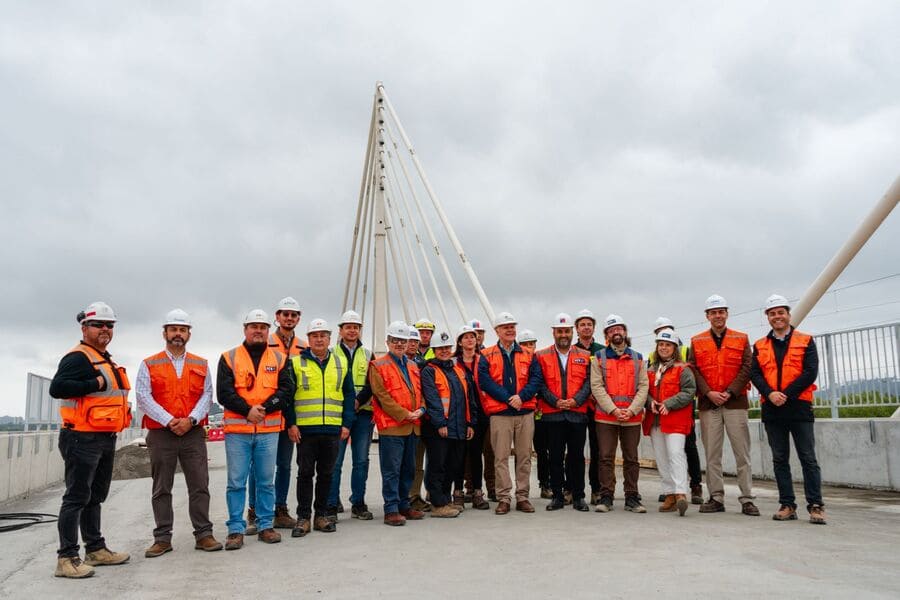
[2,1,899,417]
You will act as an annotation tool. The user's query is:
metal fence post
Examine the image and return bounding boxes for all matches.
[823,334,839,419]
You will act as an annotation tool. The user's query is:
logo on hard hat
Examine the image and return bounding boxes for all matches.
[440,332,449,342]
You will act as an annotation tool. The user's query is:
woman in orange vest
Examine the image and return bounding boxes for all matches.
[643,330,696,516]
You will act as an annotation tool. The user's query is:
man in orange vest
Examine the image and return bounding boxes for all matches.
[477,311,542,515]
[589,314,649,514]
[689,295,759,516]
[216,309,295,549]
[136,309,223,558]
[49,301,132,579]
[750,294,825,524]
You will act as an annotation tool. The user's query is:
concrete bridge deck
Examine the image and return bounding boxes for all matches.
[1,443,898,599]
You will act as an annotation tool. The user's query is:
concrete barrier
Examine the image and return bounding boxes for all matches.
[638,418,900,491]
[0,429,142,504]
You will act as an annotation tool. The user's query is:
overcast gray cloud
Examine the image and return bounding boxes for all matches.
[2,0,899,416]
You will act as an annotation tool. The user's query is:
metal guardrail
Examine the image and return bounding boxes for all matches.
[24,372,141,431]
[749,322,900,417]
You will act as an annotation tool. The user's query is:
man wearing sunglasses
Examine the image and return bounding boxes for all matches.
[217,309,295,550]
[49,301,132,579]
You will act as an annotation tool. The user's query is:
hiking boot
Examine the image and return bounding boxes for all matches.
[273,505,296,529]
[573,498,590,512]
[699,498,725,513]
[546,497,565,511]
[314,516,336,533]
[590,491,601,506]
[773,505,798,521]
[383,512,406,526]
[431,504,461,518]
[594,496,613,513]
[675,494,688,516]
[144,541,172,558]
[563,491,573,505]
[690,484,703,505]
[409,496,431,512]
[452,490,466,512]
[540,487,553,499]
[257,528,281,544]
[84,547,130,566]
[325,506,339,523]
[624,496,646,513]
[400,508,425,520]
[245,507,258,535]
[224,533,244,550]
[194,536,223,552]
[292,518,311,537]
[472,490,490,510]
[54,556,94,579]
[741,501,761,516]
[351,504,374,520]
[809,505,827,525]
[659,494,677,512]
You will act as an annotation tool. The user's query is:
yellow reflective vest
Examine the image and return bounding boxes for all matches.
[291,351,345,427]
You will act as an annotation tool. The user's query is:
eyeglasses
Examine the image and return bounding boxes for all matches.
[388,338,408,345]
[84,321,115,329]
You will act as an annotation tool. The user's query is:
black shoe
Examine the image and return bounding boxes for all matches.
[545,497,565,511]
[572,498,590,512]
[324,506,339,523]
[594,496,613,513]
[624,496,647,513]
[658,494,667,502]
[351,504,374,520]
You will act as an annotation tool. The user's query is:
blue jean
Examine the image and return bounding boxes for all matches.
[378,433,418,515]
[328,411,375,507]
[764,420,823,510]
[225,432,278,534]
[248,428,294,509]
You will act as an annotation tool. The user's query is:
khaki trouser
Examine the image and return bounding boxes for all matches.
[699,408,753,504]
[490,414,535,503]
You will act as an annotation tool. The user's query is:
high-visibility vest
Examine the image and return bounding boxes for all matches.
[691,329,749,392]
[221,345,285,433]
[141,351,208,429]
[479,344,536,416]
[335,342,373,411]
[58,344,132,432]
[643,364,693,435]
[754,331,817,402]
[292,351,345,427]
[268,332,306,357]
[370,355,422,431]
[593,350,644,424]
[535,346,591,416]
[430,363,471,422]
[419,347,435,362]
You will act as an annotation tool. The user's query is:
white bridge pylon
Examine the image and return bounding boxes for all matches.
[341,82,496,354]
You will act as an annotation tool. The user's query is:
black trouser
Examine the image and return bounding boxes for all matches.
[57,429,116,558]
[586,409,600,494]
[295,434,340,520]
[461,416,489,492]
[424,436,467,507]
[533,418,551,488]
[547,420,587,500]
[764,420,823,510]
[685,426,702,488]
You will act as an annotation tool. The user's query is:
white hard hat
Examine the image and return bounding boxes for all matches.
[655,329,680,345]
[243,309,270,326]
[456,325,476,340]
[408,327,421,341]
[387,321,411,339]
[79,301,117,323]
[517,329,537,343]
[337,310,363,326]
[765,294,790,312]
[431,330,454,349]
[307,318,331,334]
[653,316,673,332]
[493,311,517,327]
[414,318,435,331]
[603,314,627,332]
[163,308,191,328]
[705,294,728,311]
[468,319,486,332]
[551,312,575,329]
[275,297,301,313]
[575,309,596,324]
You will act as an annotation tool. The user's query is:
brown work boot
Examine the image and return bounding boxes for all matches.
[144,541,173,558]
[699,498,725,513]
[314,516,336,533]
[471,490,490,510]
[690,484,703,505]
[194,536,223,552]
[224,533,244,550]
[399,508,425,520]
[741,501,761,516]
[54,556,95,579]
[245,507,258,535]
[431,504,461,518]
[257,528,282,544]
[809,505,827,525]
[494,501,511,515]
[383,512,406,526]
[292,518,311,537]
[658,494,677,512]
[452,490,466,512]
[273,505,296,529]
[84,547,130,566]
[772,505,798,521]
[515,500,535,513]
[675,494,689,516]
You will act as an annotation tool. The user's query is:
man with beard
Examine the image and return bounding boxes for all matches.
[574,309,604,505]
[217,309,295,549]
[137,309,222,558]
[50,302,132,579]
[590,314,649,514]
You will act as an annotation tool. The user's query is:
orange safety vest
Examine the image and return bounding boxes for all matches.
[370,355,423,431]
[268,332,306,357]
[456,355,481,400]
[58,344,132,432]
[691,329,749,392]
[535,346,591,416]
[479,345,536,416]
[141,351,208,430]
[754,331,817,402]
[643,364,693,435]
[221,345,286,433]
[593,351,644,424]
[430,364,471,422]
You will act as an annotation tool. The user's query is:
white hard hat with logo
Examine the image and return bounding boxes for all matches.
[551,312,575,329]
[575,309,596,324]
[79,301,117,323]
[705,294,728,311]
[431,330,454,349]
[603,314,627,332]
[244,309,270,325]
[275,297,301,313]
[338,310,363,326]
[387,321,411,339]
[163,308,192,328]
[653,316,673,332]
[493,311,517,327]
[517,329,537,343]
[307,318,331,334]
[655,329,680,345]
[765,294,790,312]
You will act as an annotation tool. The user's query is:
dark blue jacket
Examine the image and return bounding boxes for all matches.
[421,359,478,439]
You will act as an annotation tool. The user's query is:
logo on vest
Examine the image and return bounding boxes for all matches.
[265,366,277,372]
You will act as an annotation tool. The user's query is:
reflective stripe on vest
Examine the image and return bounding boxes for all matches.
[221,345,285,433]
[691,329,748,393]
[754,332,817,402]
[595,351,643,424]
[141,351,209,429]
[432,364,470,421]
[292,352,345,427]
[535,346,591,416]
[58,344,132,432]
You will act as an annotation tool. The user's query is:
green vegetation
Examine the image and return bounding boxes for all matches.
[747,393,898,419]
